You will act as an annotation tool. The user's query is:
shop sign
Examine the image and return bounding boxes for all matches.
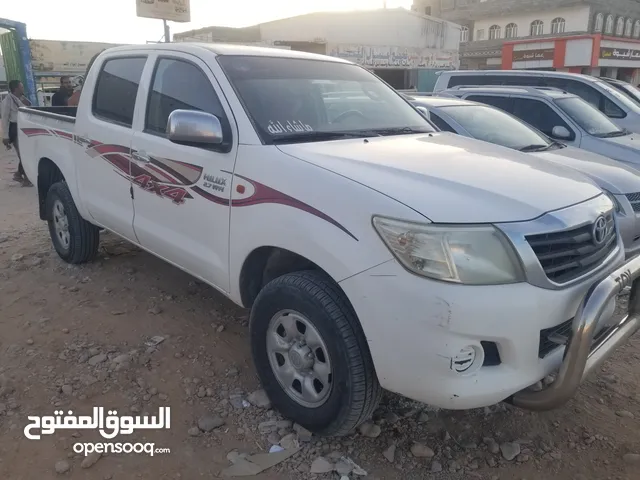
[512,48,555,62]
[600,47,640,60]
[327,44,457,69]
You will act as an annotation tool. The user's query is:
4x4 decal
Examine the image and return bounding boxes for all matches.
[22,128,357,240]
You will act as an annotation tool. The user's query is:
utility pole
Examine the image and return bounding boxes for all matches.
[163,19,170,42]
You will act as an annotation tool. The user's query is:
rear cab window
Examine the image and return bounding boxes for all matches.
[92,57,147,127]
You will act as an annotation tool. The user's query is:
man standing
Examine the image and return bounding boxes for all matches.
[51,76,73,106]
[1,80,33,187]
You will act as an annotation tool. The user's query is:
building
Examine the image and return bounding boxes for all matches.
[174,9,461,90]
[412,0,640,83]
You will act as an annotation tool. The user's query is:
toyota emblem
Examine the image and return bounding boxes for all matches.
[592,216,608,246]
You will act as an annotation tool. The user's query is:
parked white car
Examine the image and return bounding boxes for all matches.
[16,43,640,436]
[433,70,640,133]
[409,95,640,258]
[440,86,640,172]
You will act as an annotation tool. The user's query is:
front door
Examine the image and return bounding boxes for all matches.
[130,53,237,291]
[77,55,149,241]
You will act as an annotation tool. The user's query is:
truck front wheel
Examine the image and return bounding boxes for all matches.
[45,182,99,264]
[250,270,381,436]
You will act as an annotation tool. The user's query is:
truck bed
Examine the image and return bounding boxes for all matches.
[19,106,77,124]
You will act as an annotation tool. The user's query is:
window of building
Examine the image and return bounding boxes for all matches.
[634,20,640,38]
[489,25,501,39]
[511,98,575,140]
[92,57,147,127]
[605,15,614,34]
[145,58,227,137]
[625,18,633,37]
[551,18,566,34]
[616,17,625,36]
[476,29,485,40]
[424,6,431,15]
[460,26,469,42]
[505,23,518,38]
[594,13,604,32]
[530,20,544,36]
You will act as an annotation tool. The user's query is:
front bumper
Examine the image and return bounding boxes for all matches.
[511,253,640,409]
[340,251,640,411]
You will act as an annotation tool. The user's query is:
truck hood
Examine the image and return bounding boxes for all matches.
[277,132,602,223]
[533,145,640,195]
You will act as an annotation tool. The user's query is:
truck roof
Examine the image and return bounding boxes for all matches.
[101,42,352,64]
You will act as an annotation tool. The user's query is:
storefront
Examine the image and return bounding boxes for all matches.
[501,34,640,84]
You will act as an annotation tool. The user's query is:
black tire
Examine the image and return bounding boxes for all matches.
[45,181,100,264]
[250,270,382,436]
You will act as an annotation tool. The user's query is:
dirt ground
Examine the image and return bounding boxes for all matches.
[1,146,640,480]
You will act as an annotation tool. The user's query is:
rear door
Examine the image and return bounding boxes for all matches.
[77,55,148,241]
[129,52,237,291]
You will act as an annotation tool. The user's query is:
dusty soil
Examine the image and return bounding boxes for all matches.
[1,146,640,480]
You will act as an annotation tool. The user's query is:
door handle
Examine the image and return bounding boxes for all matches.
[132,150,150,163]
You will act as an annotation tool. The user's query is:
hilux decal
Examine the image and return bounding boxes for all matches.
[21,128,357,240]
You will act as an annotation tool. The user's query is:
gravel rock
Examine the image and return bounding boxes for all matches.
[623,453,640,465]
[616,410,635,419]
[383,444,396,463]
[61,385,73,395]
[188,426,201,437]
[418,411,430,423]
[280,433,298,450]
[81,452,102,469]
[293,423,313,442]
[358,422,381,438]
[410,442,435,458]
[55,460,71,474]
[500,442,521,461]
[484,437,500,455]
[88,354,107,366]
[11,253,24,262]
[335,459,353,475]
[431,460,443,472]
[310,456,334,474]
[197,414,224,432]
[247,389,271,408]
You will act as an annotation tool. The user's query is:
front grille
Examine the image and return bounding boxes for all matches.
[625,192,640,213]
[539,318,572,358]
[525,212,616,284]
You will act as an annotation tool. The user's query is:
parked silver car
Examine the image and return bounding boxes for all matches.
[409,94,640,258]
[440,86,640,172]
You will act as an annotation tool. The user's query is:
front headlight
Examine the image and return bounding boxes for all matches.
[372,216,525,285]
[603,190,622,214]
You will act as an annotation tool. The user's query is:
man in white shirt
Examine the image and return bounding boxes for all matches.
[1,80,33,187]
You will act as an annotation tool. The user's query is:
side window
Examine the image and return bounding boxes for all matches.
[145,58,227,135]
[602,96,626,118]
[93,57,147,126]
[466,95,512,113]
[449,75,485,88]
[546,78,625,118]
[500,76,543,87]
[511,98,575,140]
[430,112,456,132]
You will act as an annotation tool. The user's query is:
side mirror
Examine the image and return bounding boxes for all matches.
[415,106,431,121]
[551,126,571,140]
[167,110,223,146]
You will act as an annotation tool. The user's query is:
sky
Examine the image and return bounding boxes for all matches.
[2,0,413,45]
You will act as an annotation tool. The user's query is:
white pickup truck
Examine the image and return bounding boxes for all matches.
[17,44,640,437]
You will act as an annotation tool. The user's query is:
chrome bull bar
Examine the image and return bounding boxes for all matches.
[512,254,640,410]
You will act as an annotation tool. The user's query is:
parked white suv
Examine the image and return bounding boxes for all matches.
[16,43,640,436]
[433,70,640,133]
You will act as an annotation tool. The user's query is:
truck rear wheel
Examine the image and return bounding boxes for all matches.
[250,270,381,436]
[45,181,99,264]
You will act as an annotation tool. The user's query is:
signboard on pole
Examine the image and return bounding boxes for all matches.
[136,0,191,23]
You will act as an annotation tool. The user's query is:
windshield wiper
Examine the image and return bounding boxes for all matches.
[271,131,375,144]
[519,144,552,152]
[596,130,630,138]
[369,126,431,136]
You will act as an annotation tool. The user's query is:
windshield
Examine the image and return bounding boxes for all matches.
[554,96,625,136]
[216,55,434,143]
[436,104,552,151]
[595,80,640,113]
